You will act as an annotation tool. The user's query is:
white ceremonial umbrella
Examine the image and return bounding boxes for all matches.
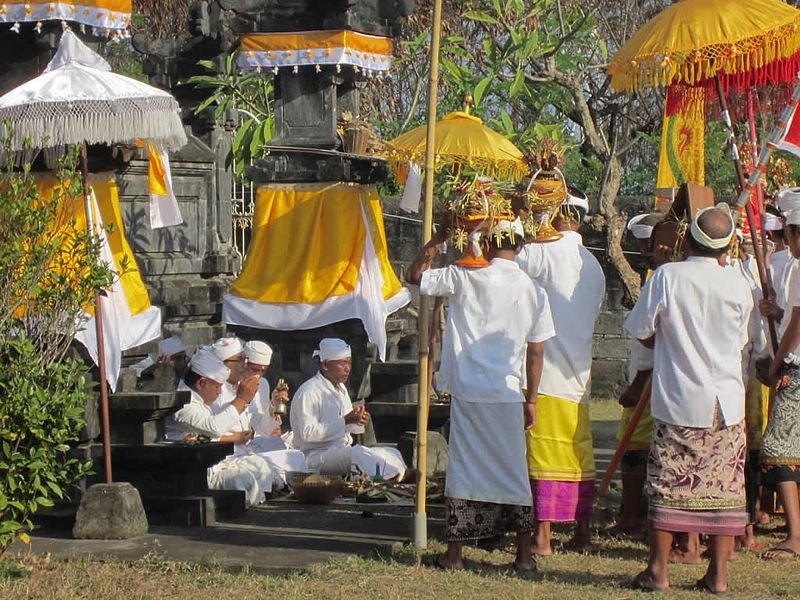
[0,29,187,483]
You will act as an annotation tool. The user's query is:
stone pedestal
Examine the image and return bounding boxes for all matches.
[72,482,149,540]
[397,431,449,476]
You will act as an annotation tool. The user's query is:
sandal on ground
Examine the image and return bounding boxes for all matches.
[761,546,800,561]
[630,572,667,593]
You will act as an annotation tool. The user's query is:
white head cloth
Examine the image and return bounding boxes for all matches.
[786,209,800,226]
[627,214,654,240]
[211,337,244,361]
[566,191,589,212]
[765,212,783,231]
[690,203,735,249]
[245,340,273,366]
[189,348,230,384]
[313,338,352,361]
[159,336,185,357]
[777,188,800,214]
[490,218,524,239]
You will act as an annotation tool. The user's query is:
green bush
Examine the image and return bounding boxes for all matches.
[0,142,113,557]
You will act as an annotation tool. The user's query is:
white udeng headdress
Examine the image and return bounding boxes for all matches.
[690,203,735,250]
[189,348,230,384]
[627,214,655,240]
[159,336,185,357]
[245,340,273,366]
[313,338,352,361]
[211,337,244,361]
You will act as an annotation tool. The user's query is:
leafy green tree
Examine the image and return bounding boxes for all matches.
[0,143,113,557]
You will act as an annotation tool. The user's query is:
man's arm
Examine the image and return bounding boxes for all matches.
[524,342,545,430]
[173,402,242,438]
[406,226,449,285]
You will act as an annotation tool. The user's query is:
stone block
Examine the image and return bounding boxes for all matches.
[594,311,628,335]
[593,336,633,360]
[590,360,629,398]
[72,482,148,540]
[397,431,449,476]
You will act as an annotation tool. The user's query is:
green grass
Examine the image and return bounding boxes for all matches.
[3,515,799,599]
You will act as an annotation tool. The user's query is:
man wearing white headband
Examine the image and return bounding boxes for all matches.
[624,203,753,593]
[515,189,606,555]
[406,216,555,572]
[164,348,274,506]
[290,338,409,483]
[757,207,800,561]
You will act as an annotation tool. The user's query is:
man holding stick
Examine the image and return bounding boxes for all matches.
[624,204,752,594]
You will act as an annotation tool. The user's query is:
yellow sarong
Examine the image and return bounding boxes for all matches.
[527,394,595,481]
[615,404,654,452]
[745,379,769,450]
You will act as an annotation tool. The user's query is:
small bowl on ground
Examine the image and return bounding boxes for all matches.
[286,470,343,504]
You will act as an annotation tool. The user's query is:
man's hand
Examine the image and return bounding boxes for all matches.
[759,297,784,321]
[236,374,261,404]
[523,402,536,431]
[769,359,790,391]
[344,404,369,425]
[270,387,289,405]
[618,385,639,408]
[222,429,254,445]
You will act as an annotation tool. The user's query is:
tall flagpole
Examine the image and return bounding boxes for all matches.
[412,0,443,550]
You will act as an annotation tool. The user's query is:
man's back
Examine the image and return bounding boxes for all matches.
[516,231,606,402]
[626,256,752,428]
[421,258,554,404]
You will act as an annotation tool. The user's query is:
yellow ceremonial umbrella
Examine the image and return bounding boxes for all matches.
[385,108,527,180]
[609,0,800,93]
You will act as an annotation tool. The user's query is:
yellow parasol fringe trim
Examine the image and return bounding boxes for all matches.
[610,19,800,92]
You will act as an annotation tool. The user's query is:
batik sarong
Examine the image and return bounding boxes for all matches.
[647,406,747,537]
[761,364,800,485]
[444,498,533,542]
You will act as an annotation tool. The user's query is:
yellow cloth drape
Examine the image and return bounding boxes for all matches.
[230,182,402,304]
[526,394,596,482]
[35,174,152,317]
[240,30,392,56]
[745,379,770,450]
[147,143,169,196]
[656,85,705,200]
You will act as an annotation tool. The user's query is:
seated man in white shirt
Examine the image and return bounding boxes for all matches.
[165,348,274,506]
[290,338,409,481]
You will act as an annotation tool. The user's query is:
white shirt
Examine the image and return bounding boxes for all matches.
[290,372,353,456]
[771,248,790,293]
[624,256,753,428]
[248,379,283,437]
[733,257,769,377]
[516,232,606,403]
[165,389,243,441]
[421,257,556,404]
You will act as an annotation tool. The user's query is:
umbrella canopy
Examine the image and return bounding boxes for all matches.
[0,29,186,152]
[385,111,527,180]
[609,0,800,93]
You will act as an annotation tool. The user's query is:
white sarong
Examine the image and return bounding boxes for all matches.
[310,444,407,480]
[207,454,274,506]
[446,397,531,506]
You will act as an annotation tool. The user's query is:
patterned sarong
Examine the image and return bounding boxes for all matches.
[761,364,800,485]
[444,498,533,542]
[647,406,747,537]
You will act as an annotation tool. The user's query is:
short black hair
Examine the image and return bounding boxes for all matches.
[183,368,202,388]
[766,204,783,219]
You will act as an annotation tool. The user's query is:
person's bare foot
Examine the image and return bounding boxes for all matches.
[669,548,703,564]
[762,542,800,560]
[513,556,537,572]
[564,538,594,554]
[756,510,771,526]
[696,575,728,594]
[632,569,669,592]
[431,553,464,570]
[531,542,553,556]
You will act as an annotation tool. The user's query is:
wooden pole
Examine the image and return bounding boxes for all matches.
[412,0,443,550]
[598,375,652,496]
[746,90,770,264]
[81,144,113,484]
[714,75,779,353]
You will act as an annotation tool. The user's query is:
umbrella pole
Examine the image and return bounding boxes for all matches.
[80,144,113,484]
[413,0,443,550]
[714,75,779,353]
[746,90,770,264]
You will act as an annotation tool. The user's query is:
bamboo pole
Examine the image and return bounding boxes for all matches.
[746,90,770,264]
[80,144,113,484]
[412,0,443,550]
[714,75,778,353]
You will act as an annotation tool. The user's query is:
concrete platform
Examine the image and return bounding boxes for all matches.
[14,499,445,574]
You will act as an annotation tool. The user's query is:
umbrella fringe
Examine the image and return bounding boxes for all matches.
[611,17,800,93]
[385,154,528,182]
[0,109,187,154]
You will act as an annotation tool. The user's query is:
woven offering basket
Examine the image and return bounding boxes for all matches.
[286,471,344,504]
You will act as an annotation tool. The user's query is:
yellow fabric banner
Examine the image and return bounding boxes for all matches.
[36,174,152,317]
[231,182,402,305]
[656,85,705,197]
